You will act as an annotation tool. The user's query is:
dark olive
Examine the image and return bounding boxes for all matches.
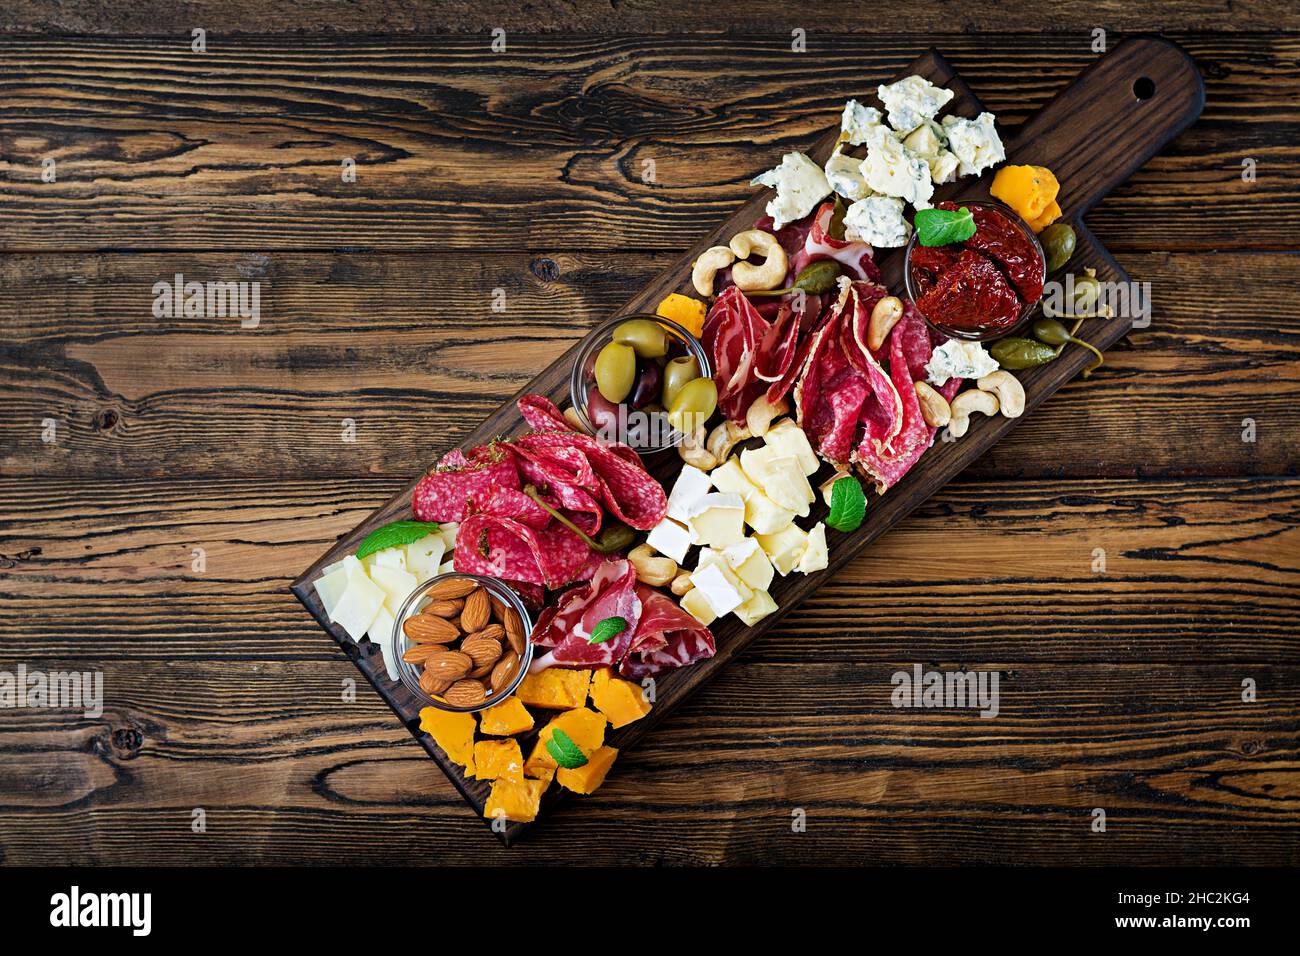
[628,361,663,410]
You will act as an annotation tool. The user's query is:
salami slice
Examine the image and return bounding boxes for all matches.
[516,430,667,531]
[412,447,518,522]
[453,513,595,589]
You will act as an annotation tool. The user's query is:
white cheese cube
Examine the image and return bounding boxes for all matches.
[740,447,814,516]
[756,524,810,576]
[877,75,954,134]
[711,458,797,534]
[680,587,717,627]
[438,521,460,551]
[765,419,820,476]
[687,493,747,549]
[710,458,760,499]
[797,522,829,574]
[405,533,447,584]
[367,607,401,681]
[750,151,833,231]
[646,516,695,564]
[667,464,714,523]
[367,564,419,615]
[690,563,747,618]
[723,538,775,593]
[695,549,754,603]
[328,572,387,642]
[312,566,350,618]
[734,588,779,627]
[844,196,911,249]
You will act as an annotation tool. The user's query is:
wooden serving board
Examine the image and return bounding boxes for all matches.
[291,37,1204,845]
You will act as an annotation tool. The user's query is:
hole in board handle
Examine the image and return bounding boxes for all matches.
[1133,77,1156,101]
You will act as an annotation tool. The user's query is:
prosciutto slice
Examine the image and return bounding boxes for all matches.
[703,285,770,425]
[530,559,644,669]
[620,585,717,679]
[790,201,881,283]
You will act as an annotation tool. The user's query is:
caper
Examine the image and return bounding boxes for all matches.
[1032,317,1072,347]
[594,522,637,554]
[666,376,718,435]
[594,341,636,403]
[661,355,701,409]
[793,259,843,294]
[612,319,668,359]
[1040,223,1077,273]
[1072,275,1102,315]
[989,337,1060,370]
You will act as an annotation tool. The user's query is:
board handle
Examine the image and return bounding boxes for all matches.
[993,36,1205,218]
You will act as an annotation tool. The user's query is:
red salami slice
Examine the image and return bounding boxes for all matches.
[619,585,717,679]
[453,513,595,589]
[412,447,518,522]
[516,430,666,531]
[516,394,644,466]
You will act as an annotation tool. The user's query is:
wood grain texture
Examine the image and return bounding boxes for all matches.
[0,661,1294,865]
[5,2,1299,35]
[0,34,1293,252]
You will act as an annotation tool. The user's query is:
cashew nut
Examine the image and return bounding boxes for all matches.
[728,230,789,292]
[745,394,790,438]
[692,246,736,297]
[629,544,678,588]
[947,389,1000,438]
[670,570,694,596]
[914,381,952,428]
[678,424,718,471]
[819,466,852,506]
[976,371,1025,419]
[867,295,904,351]
[706,419,751,462]
[562,405,590,433]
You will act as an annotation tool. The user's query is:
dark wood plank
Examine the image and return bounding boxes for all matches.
[3,476,1296,664]
[0,660,1294,864]
[4,250,1295,480]
[5,3,1298,34]
[0,34,1289,252]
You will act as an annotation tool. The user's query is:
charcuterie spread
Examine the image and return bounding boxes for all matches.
[296,56,1150,837]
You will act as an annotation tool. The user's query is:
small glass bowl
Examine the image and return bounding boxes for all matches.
[903,200,1046,343]
[392,572,534,714]
[568,314,712,454]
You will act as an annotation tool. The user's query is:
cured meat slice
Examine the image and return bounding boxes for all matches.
[453,513,595,589]
[515,430,666,531]
[790,201,881,283]
[529,559,643,669]
[412,447,519,522]
[752,300,802,387]
[517,394,644,466]
[619,585,717,679]
[704,286,770,425]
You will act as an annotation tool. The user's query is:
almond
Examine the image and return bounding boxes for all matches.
[469,660,494,680]
[420,668,452,697]
[444,679,486,708]
[402,643,443,664]
[460,587,491,633]
[503,610,526,657]
[427,577,478,601]
[424,650,472,684]
[403,614,460,644]
[426,599,464,619]
[461,634,502,670]
[490,596,507,623]
[490,650,520,695]
[473,623,505,644]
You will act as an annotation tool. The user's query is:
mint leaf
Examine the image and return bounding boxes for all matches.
[588,616,628,645]
[546,729,589,769]
[826,476,867,532]
[356,520,440,559]
[916,207,976,247]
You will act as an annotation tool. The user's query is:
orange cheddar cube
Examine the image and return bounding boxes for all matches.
[589,668,652,729]
[990,164,1060,223]
[524,706,607,779]
[1025,199,1063,234]
[557,746,619,795]
[474,739,526,782]
[656,293,707,338]
[478,696,534,736]
[419,706,477,778]
[516,668,592,710]
[483,777,548,823]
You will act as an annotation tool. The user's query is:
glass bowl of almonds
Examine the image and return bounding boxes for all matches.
[392,572,533,713]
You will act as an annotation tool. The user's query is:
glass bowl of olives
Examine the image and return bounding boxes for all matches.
[569,314,715,453]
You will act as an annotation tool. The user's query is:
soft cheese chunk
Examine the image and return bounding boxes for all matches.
[734,588,779,627]
[646,516,695,564]
[764,419,820,476]
[687,492,747,549]
[825,151,874,201]
[740,446,814,516]
[796,522,829,574]
[680,586,717,627]
[750,151,833,230]
[861,127,934,210]
[755,524,810,576]
[902,120,960,184]
[844,196,911,248]
[925,339,1000,387]
[666,464,713,523]
[329,570,387,642]
[877,75,954,134]
[723,538,775,593]
[840,99,885,146]
[690,563,748,617]
[710,458,796,534]
[942,112,1005,178]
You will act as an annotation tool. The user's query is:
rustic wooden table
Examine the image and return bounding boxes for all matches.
[1,4,1297,866]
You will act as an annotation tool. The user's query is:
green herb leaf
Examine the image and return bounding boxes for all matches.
[826,476,867,532]
[588,616,628,645]
[355,520,441,560]
[546,729,589,769]
[915,206,976,247]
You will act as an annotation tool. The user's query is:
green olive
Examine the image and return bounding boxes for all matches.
[594,341,636,403]
[661,355,701,409]
[666,376,717,435]
[612,319,668,359]
[1040,223,1077,273]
